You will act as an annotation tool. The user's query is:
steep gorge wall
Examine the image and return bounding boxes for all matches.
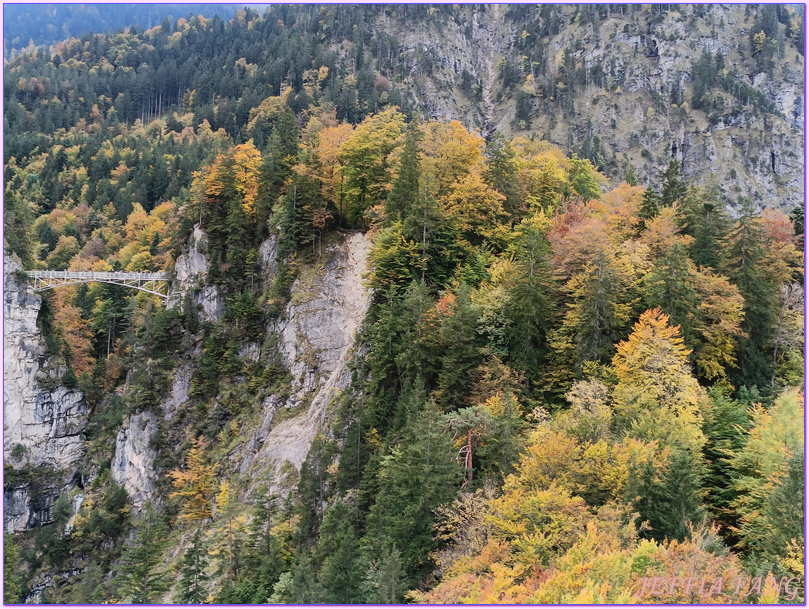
[3,252,87,533]
[383,4,803,210]
[157,229,372,498]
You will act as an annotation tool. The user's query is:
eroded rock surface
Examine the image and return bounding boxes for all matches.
[4,252,87,473]
[111,411,158,513]
[168,225,225,323]
[242,232,372,482]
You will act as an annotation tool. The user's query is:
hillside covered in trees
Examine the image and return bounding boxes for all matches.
[3,4,805,605]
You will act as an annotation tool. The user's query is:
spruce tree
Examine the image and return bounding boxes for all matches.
[644,241,699,344]
[364,398,461,582]
[4,534,23,603]
[726,206,777,388]
[316,501,363,603]
[437,283,482,408]
[680,184,732,270]
[175,528,210,604]
[638,185,661,220]
[117,502,170,604]
[385,121,421,225]
[483,133,520,216]
[659,158,687,207]
[361,541,408,603]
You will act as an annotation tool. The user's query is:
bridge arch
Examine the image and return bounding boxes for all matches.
[26,270,170,301]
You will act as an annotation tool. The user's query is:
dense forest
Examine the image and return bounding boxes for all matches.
[3,4,245,53]
[3,4,805,605]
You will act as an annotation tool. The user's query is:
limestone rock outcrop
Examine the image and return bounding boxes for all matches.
[111,411,159,513]
[4,253,88,472]
[168,225,225,323]
[242,231,372,483]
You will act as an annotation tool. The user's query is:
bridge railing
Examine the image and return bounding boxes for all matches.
[28,270,167,281]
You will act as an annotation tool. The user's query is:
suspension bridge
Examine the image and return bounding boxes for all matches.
[26,270,170,302]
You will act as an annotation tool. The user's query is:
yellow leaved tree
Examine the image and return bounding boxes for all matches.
[168,436,217,522]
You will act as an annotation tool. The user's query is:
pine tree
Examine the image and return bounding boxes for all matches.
[175,528,210,604]
[385,120,421,225]
[4,534,24,603]
[659,159,687,207]
[117,502,170,603]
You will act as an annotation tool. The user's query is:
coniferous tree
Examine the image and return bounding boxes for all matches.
[315,501,364,603]
[385,120,421,225]
[644,241,699,343]
[364,398,462,582]
[361,541,408,603]
[726,206,777,389]
[175,528,210,604]
[117,502,170,604]
[638,185,661,220]
[4,534,23,604]
[505,217,555,380]
[659,159,687,208]
[437,283,482,408]
[483,133,520,217]
[680,184,732,270]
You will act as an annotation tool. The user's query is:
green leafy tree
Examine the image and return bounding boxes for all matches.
[339,107,405,227]
[567,154,604,200]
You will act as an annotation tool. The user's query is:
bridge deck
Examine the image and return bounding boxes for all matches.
[28,270,167,281]
[26,270,170,300]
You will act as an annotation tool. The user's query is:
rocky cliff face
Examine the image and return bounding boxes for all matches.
[4,253,87,471]
[240,231,372,486]
[382,4,803,211]
[4,251,87,532]
[168,225,225,323]
[111,411,158,514]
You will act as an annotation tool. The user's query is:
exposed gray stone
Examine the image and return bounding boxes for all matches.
[168,225,225,323]
[162,363,193,420]
[242,232,372,485]
[4,251,87,475]
[111,411,158,513]
[259,234,279,278]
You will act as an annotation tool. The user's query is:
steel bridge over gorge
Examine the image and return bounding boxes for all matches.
[26,270,170,301]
